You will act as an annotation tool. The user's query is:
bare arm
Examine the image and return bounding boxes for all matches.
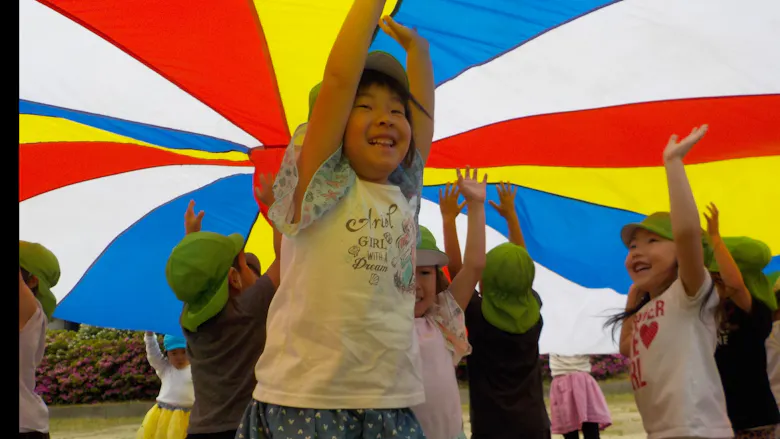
[265,228,282,288]
[439,182,464,277]
[489,182,525,248]
[378,17,435,162]
[704,203,751,311]
[448,169,487,311]
[294,0,389,223]
[19,268,39,331]
[663,126,709,297]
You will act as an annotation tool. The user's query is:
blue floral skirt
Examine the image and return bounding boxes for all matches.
[236,400,427,439]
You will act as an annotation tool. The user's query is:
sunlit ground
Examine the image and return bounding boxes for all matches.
[50,391,645,439]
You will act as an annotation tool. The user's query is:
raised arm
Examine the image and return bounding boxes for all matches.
[662,125,708,297]
[19,268,39,331]
[255,173,282,288]
[705,203,751,311]
[265,228,282,288]
[295,0,389,222]
[489,182,525,248]
[144,332,169,374]
[379,16,435,162]
[448,168,487,311]
[184,200,204,236]
[439,182,465,277]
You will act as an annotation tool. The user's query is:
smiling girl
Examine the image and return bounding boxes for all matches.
[607,125,732,439]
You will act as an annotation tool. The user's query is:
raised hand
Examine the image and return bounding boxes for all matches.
[439,182,465,221]
[184,200,204,235]
[488,181,518,219]
[255,172,276,207]
[456,167,487,204]
[379,15,427,51]
[703,202,720,239]
[663,125,708,163]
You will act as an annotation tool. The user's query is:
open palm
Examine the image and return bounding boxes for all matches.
[663,124,708,162]
[457,167,487,203]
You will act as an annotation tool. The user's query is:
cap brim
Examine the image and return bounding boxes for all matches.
[180,275,230,333]
[227,233,246,255]
[620,224,642,248]
[365,51,409,92]
[417,249,449,267]
[620,223,671,248]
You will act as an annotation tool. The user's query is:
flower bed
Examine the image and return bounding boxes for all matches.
[37,327,629,404]
[36,327,160,405]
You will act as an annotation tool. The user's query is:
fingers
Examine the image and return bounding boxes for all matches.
[197,211,205,221]
[488,200,500,211]
[458,201,467,211]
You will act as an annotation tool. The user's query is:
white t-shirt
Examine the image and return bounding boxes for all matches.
[765,321,780,414]
[549,354,592,377]
[144,334,194,408]
[19,304,48,433]
[629,268,732,439]
[254,178,423,409]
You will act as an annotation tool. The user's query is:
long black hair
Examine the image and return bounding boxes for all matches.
[604,270,716,340]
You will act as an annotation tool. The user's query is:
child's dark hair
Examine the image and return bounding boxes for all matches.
[604,268,716,339]
[435,266,450,293]
[357,69,432,168]
[20,267,39,296]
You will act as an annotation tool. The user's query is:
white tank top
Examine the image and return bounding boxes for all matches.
[254,179,424,409]
[19,305,49,433]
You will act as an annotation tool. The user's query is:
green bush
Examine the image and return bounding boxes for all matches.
[36,327,160,405]
[36,326,629,405]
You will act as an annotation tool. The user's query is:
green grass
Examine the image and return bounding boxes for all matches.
[50,416,144,432]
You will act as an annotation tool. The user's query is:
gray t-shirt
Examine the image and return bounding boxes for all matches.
[183,275,275,434]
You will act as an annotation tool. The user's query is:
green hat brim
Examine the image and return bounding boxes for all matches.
[178,233,243,332]
[416,249,449,267]
[308,51,409,121]
[35,281,57,320]
[621,222,672,248]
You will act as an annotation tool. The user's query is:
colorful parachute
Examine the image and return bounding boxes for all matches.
[19,0,780,354]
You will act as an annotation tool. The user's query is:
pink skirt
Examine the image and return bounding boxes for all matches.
[549,371,612,434]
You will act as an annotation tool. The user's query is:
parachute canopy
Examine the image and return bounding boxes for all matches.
[19,0,780,354]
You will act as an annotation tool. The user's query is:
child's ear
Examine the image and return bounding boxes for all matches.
[227,267,242,291]
[27,274,39,290]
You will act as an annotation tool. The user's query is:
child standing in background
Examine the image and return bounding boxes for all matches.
[411,168,487,439]
[20,241,61,439]
[137,332,194,439]
[548,354,611,439]
[764,273,780,438]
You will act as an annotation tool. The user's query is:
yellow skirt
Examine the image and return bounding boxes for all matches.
[136,402,191,439]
